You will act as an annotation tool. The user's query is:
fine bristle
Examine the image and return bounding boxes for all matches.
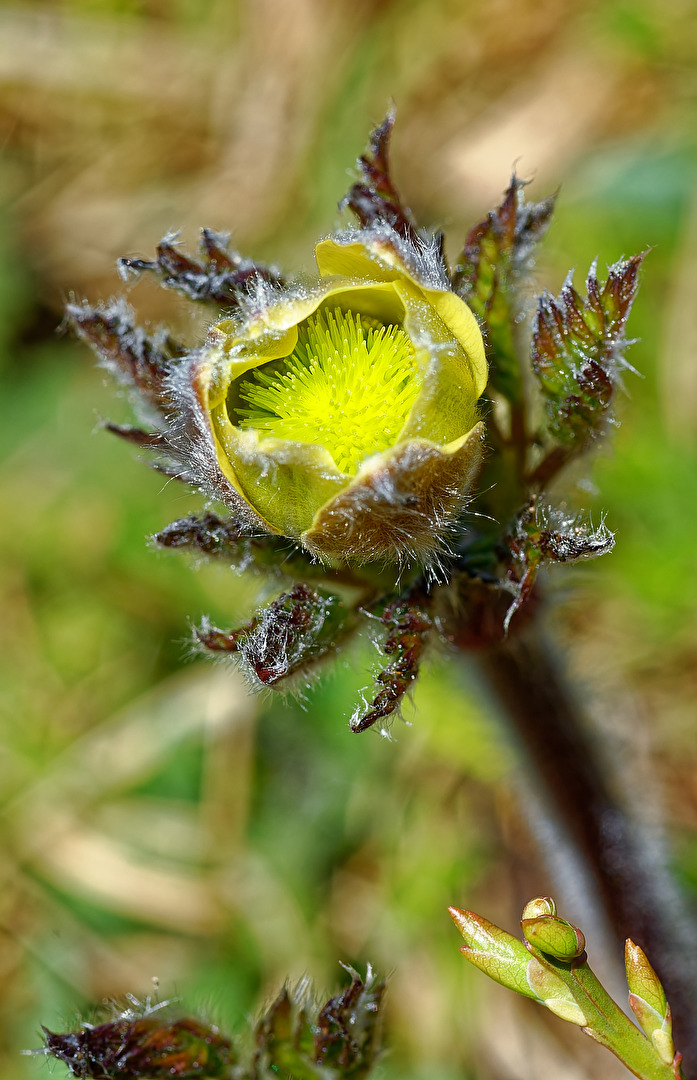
[236,307,420,474]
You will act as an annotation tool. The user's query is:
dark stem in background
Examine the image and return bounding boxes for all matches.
[470,627,697,1071]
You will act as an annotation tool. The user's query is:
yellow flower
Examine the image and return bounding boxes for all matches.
[186,229,487,565]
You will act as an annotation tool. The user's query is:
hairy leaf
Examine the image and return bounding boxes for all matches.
[66,300,185,414]
[118,229,283,307]
[351,591,433,733]
[452,177,555,402]
[531,253,645,447]
[41,972,384,1080]
[42,1012,236,1079]
[341,110,419,244]
[196,584,355,688]
[504,498,615,631]
[254,969,385,1080]
[155,512,361,582]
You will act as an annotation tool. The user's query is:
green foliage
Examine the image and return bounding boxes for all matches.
[531,253,644,447]
[40,971,385,1080]
[452,899,683,1080]
[453,178,555,404]
[2,3,697,1079]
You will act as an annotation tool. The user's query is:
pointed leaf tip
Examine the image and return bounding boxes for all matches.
[341,110,420,242]
[449,906,538,1000]
[452,176,556,403]
[625,939,669,1016]
[625,939,674,1063]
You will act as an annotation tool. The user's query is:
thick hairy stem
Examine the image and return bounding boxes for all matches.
[471,628,697,1070]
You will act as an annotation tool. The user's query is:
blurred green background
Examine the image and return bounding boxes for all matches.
[1,1,697,1077]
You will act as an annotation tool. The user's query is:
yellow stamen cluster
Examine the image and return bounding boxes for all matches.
[237,307,421,475]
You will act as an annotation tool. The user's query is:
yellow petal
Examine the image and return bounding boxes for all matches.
[316,235,488,410]
[394,281,481,446]
[302,423,485,563]
[210,405,346,537]
[315,237,401,283]
[422,287,488,397]
[195,236,489,565]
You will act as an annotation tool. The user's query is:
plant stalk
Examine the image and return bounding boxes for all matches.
[468,625,697,1071]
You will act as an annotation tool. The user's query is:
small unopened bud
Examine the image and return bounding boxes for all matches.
[521,914,586,960]
[521,896,556,920]
[42,1014,236,1079]
[625,939,675,1066]
[449,906,589,1025]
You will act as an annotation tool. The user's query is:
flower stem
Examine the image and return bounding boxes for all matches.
[468,625,697,1071]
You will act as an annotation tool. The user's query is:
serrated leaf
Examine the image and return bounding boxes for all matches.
[253,970,385,1080]
[154,512,332,580]
[340,110,420,243]
[452,177,555,403]
[42,973,384,1080]
[42,1010,236,1079]
[66,299,185,415]
[197,584,355,688]
[312,969,386,1078]
[531,253,646,446]
[504,498,615,632]
[255,990,323,1080]
[351,591,433,733]
[118,229,283,307]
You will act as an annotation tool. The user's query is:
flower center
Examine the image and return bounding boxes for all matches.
[236,307,421,475]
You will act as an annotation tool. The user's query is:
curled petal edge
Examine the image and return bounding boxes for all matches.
[302,423,486,565]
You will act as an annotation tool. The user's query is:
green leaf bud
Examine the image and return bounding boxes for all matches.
[449,907,539,1000]
[521,914,586,960]
[521,896,557,920]
[625,940,675,1065]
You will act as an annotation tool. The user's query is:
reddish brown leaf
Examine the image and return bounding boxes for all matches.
[452,177,556,403]
[196,584,354,686]
[103,422,169,450]
[351,591,433,733]
[66,300,183,413]
[118,230,283,307]
[43,1013,235,1079]
[504,498,615,631]
[531,253,646,447]
[341,110,419,243]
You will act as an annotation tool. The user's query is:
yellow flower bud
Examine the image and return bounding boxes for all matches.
[188,230,487,566]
